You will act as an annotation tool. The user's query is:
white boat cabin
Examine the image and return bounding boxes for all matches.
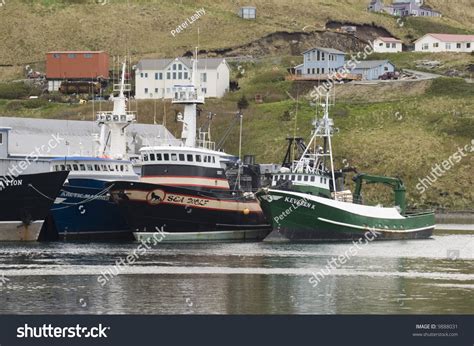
[50,157,138,181]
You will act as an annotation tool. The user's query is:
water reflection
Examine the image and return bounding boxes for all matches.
[0,233,472,314]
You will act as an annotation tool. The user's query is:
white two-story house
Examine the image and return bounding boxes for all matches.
[135,57,230,99]
[414,33,474,53]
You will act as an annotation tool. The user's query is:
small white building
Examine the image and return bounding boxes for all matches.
[353,60,395,80]
[373,37,403,53]
[414,33,474,53]
[238,6,256,19]
[135,57,230,99]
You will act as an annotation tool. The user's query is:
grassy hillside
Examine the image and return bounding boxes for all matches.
[0,0,472,80]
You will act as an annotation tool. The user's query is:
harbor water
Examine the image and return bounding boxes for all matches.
[0,227,472,314]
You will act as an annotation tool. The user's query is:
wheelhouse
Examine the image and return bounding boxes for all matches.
[50,157,138,180]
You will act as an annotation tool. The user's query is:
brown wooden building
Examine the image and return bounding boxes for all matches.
[46,51,109,91]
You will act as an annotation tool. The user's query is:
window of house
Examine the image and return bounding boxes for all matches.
[307,68,310,74]
[140,73,143,78]
[386,43,390,48]
[144,88,148,94]
[321,52,325,60]
[317,68,320,74]
[379,42,383,46]
[53,53,60,58]
[172,72,176,79]
[68,53,76,58]
[392,43,396,48]
[173,64,177,70]
[317,50,320,60]
[166,72,171,79]
[212,156,215,163]
[201,73,207,83]
[163,153,169,161]
[203,156,207,163]
[312,68,315,74]
[155,73,159,80]
[144,73,148,78]
[155,88,158,93]
[456,43,461,48]
[178,64,182,70]
[178,72,182,79]
[184,72,188,79]
[291,175,295,180]
[467,43,471,48]
[422,43,429,50]
[433,42,439,48]
[322,68,325,73]
[202,88,207,94]
[84,53,93,58]
[445,43,451,49]
[187,154,193,162]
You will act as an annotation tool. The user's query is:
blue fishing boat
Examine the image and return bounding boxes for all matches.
[47,62,140,240]
[49,157,138,240]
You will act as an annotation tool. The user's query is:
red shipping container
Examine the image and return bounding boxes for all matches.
[46,51,109,80]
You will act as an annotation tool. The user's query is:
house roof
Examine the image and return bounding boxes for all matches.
[137,57,226,71]
[302,47,345,55]
[415,33,474,43]
[376,37,402,43]
[353,60,394,69]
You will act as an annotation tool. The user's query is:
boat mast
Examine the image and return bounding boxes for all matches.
[324,92,337,193]
[175,47,204,147]
[96,61,136,159]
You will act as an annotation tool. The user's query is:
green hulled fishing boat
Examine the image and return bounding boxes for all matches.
[255,94,435,241]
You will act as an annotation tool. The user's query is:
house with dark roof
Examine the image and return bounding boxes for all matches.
[368,0,384,12]
[373,37,403,52]
[352,60,395,80]
[294,47,346,77]
[414,33,474,53]
[135,57,230,99]
[384,0,441,17]
[368,0,441,17]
